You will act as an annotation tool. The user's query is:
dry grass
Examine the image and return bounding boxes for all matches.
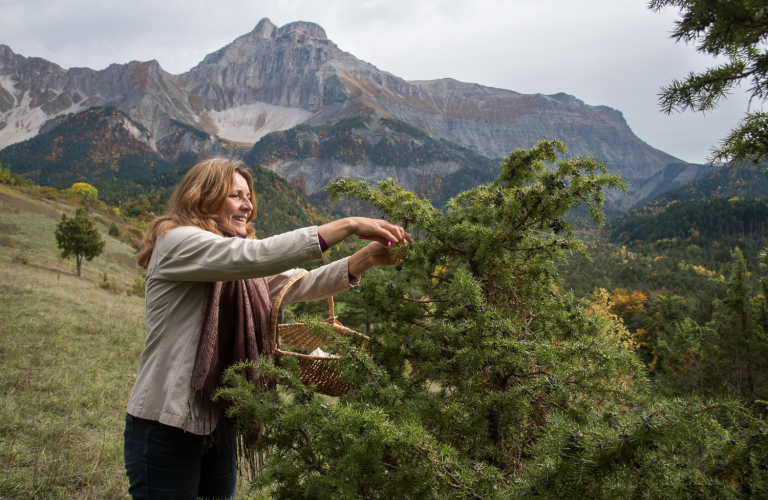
[0,186,268,499]
[106,252,137,271]
[0,186,63,221]
[0,263,146,499]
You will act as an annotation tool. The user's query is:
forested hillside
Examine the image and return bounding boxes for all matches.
[103,166,329,235]
[610,197,768,246]
[561,162,768,299]
[0,107,176,187]
[644,161,768,206]
[562,197,767,314]
[0,106,330,235]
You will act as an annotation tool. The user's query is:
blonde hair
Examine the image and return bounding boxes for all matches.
[137,157,257,269]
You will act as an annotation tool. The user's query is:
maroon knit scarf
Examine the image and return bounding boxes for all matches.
[187,226,275,470]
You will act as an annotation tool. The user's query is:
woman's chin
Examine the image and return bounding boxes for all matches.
[233,223,247,237]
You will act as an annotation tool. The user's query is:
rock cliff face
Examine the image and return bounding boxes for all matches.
[0,18,695,209]
[245,116,499,205]
[0,45,198,149]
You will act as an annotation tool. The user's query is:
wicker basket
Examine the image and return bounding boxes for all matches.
[270,271,367,397]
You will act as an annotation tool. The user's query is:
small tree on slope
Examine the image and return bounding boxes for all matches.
[219,140,768,499]
[55,208,105,277]
[66,182,99,212]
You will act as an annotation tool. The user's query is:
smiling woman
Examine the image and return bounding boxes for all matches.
[218,173,253,237]
[126,157,410,500]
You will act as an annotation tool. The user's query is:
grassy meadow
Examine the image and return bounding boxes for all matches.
[0,185,265,499]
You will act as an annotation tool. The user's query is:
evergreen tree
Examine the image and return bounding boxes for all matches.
[219,141,768,499]
[634,294,685,374]
[652,0,768,166]
[658,248,768,402]
[55,208,106,277]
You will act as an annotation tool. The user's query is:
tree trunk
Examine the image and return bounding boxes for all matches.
[489,408,504,449]
[76,254,82,277]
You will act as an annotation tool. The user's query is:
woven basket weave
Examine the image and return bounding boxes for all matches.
[270,271,367,397]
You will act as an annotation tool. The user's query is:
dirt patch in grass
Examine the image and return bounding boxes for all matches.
[107,252,137,270]
[0,192,62,220]
[0,235,17,248]
[0,222,20,234]
[0,236,30,250]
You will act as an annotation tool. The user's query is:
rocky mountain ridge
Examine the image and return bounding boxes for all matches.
[0,18,703,209]
[246,116,499,206]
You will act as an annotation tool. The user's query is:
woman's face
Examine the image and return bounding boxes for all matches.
[218,172,253,237]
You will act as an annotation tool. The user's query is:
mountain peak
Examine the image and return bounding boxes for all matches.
[250,18,277,39]
[278,21,327,40]
[248,19,327,41]
[0,44,15,57]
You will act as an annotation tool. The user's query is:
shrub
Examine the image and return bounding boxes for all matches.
[219,140,768,499]
[126,277,145,298]
[108,222,122,237]
[12,250,30,265]
[98,272,124,295]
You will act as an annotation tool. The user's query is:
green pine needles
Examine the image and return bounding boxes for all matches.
[217,141,768,499]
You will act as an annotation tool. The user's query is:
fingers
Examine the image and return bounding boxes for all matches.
[365,241,403,266]
[363,222,398,245]
[357,218,412,246]
[381,221,412,244]
[359,231,397,245]
[359,234,393,247]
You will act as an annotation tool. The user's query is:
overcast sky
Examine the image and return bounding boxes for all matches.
[0,0,755,164]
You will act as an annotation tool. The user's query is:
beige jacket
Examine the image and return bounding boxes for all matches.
[126,225,353,434]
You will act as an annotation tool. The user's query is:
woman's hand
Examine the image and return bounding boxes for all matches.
[348,241,401,278]
[318,217,412,248]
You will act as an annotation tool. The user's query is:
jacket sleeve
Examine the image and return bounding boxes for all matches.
[149,226,324,282]
[266,257,354,305]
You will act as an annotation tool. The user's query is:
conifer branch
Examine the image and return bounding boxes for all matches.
[291,426,326,475]
[402,297,448,303]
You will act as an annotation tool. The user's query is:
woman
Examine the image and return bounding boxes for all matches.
[124,157,410,500]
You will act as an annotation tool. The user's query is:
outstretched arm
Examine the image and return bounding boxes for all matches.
[317,217,412,248]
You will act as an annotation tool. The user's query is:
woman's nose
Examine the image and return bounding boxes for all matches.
[243,198,254,211]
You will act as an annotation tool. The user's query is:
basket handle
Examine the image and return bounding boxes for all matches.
[270,271,309,345]
[269,271,341,345]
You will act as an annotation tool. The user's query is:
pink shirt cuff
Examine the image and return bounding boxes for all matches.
[319,232,358,284]
[318,232,329,252]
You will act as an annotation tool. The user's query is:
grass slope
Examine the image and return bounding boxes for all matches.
[0,260,145,499]
[0,186,264,499]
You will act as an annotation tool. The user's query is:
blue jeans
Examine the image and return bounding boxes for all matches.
[123,414,237,500]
